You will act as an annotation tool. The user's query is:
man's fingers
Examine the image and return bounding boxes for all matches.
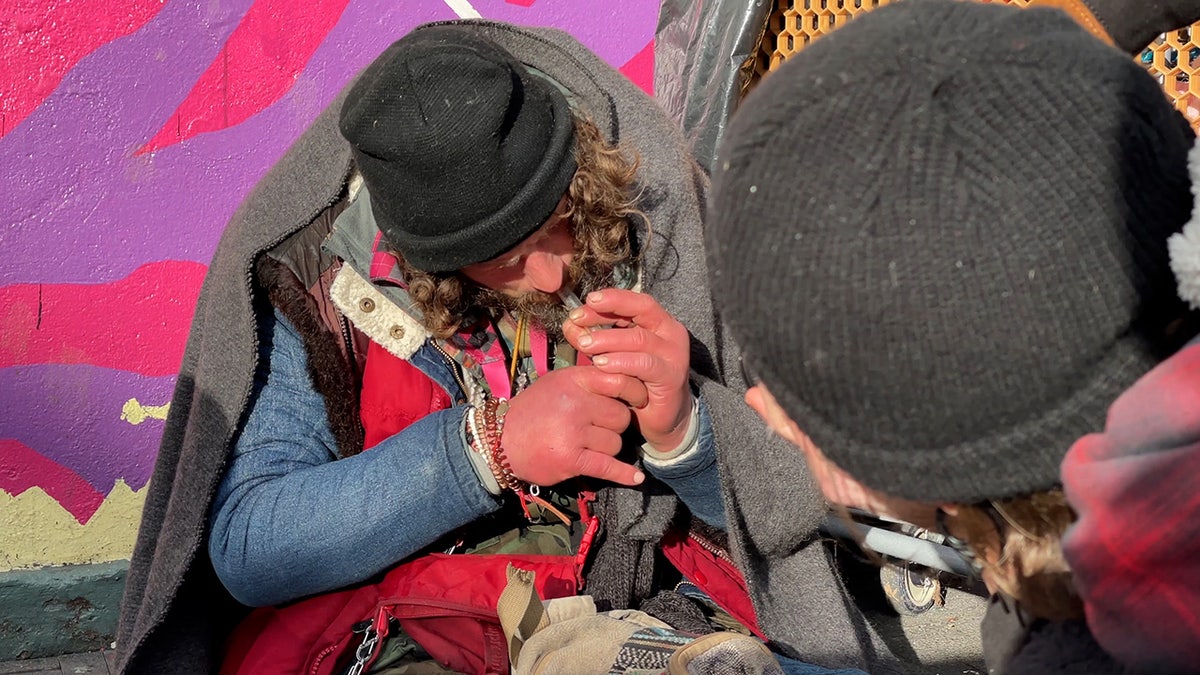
[589,395,634,432]
[561,320,594,352]
[570,323,659,356]
[572,367,649,410]
[574,450,645,486]
[561,317,638,353]
[588,352,667,386]
[580,427,624,457]
[569,310,632,329]
[582,288,669,331]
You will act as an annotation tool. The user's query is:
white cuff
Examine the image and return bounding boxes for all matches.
[641,396,701,466]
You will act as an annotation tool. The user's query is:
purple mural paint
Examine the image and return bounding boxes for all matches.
[0,365,175,492]
[0,0,655,286]
[469,0,656,66]
[1,0,455,286]
[0,0,258,284]
[1,0,660,508]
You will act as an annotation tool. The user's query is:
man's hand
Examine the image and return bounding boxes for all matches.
[562,289,694,452]
[501,366,648,487]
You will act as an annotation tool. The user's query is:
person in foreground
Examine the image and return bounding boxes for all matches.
[706,0,1199,672]
[114,19,891,675]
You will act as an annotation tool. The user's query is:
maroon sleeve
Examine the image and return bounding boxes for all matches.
[1061,341,1200,673]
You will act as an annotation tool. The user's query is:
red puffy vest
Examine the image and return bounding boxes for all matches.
[221,341,760,675]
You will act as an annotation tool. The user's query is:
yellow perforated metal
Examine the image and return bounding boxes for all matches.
[754,0,1200,129]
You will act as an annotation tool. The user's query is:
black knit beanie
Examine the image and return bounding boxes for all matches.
[707,0,1195,503]
[339,25,577,273]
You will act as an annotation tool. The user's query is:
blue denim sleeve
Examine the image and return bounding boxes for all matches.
[642,395,726,529]
[208,309,502,607]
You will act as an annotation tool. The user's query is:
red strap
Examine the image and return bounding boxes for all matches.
[573,491,599,589]
[528,323,550,377]
[461,328,511,398]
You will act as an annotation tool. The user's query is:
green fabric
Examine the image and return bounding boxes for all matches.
[466,523,576,557]
[366,630,422,674]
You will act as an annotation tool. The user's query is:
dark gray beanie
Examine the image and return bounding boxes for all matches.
[339,25,577,273]
[707,0,1195,503]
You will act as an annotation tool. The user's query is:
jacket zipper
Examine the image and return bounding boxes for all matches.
[688,530,736,566]
[432,340,469,401]
[309,619,375,675]
[338,313,367,444]
[338,312,359,377]
[308,636,346,675]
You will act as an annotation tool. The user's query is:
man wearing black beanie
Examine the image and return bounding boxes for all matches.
[708,0,1200,672]
[114,19,901,675]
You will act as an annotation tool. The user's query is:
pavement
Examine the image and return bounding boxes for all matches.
[870,587,988,674]
[0,651,115,675]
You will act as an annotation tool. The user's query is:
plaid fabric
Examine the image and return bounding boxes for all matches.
[369,230,405,285]
[1061,338,1200,673]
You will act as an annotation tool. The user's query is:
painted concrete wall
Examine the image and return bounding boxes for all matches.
[0,0,657,572]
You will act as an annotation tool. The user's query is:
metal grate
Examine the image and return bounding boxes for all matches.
[755,0,1200,129]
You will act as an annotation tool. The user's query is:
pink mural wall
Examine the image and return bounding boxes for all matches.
[0,0,656,568]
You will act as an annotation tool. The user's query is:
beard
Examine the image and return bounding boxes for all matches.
[469,257,615,342]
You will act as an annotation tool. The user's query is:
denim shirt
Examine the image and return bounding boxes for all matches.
[208,308,723,607]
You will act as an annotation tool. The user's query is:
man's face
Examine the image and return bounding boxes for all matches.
[460,196,575,299]
[459,196,612,338]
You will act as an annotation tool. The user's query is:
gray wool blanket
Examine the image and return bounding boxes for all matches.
[113,20,899,674]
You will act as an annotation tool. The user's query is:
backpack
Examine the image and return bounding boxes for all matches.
[220,546,590,675]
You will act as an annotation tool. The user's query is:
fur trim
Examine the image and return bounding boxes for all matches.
[257,256,364,458]
[1169,137,1200,309]
[330,265,429,360]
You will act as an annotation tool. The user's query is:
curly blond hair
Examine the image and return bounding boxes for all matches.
[950,490,1082,621]
[394,113,644,339]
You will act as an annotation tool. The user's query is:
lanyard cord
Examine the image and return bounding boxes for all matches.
[466,313,543,400]
[507,313,529,394]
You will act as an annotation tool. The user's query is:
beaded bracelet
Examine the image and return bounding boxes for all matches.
[466,402,512,491]
[481,397,522,491]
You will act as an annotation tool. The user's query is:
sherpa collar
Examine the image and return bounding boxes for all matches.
[325,181,431,359]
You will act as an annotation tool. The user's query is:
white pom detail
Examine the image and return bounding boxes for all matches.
[1169,137,1200,309]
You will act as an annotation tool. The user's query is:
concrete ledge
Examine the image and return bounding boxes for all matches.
[0,563,126,661]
